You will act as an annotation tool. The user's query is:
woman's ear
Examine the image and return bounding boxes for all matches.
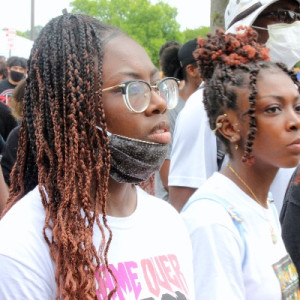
[186,64,199,78]
[216,111,241,144]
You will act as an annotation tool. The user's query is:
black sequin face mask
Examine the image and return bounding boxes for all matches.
[108,134,168,184]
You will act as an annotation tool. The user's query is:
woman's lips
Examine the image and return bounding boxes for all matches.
[149,122,171,144]
[149,128,171,144]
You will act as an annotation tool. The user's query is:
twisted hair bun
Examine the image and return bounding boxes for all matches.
[194,27,270,82]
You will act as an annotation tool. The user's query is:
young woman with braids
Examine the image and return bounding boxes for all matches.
[181,27,300,299]
[0,13,195,300]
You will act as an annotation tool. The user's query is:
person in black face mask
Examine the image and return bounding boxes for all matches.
[0,56,27,106]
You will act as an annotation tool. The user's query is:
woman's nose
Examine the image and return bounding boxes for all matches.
[287,109,300,131]
[144,91,167,115]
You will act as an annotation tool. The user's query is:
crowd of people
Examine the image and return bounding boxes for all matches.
[1,0,300,299]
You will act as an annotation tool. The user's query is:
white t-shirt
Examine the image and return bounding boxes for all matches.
[181,172,298,300]
[0,186,195,300]
[169,88,218,188]
[169,87,295,212]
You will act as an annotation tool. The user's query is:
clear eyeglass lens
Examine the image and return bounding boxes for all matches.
[158,78,179,110]
[127,81,151,112]
[126,78,179,112]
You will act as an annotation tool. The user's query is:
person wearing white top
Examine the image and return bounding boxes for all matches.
[168,0,300,213]
[182,27,300,299]
[182,172,291,300]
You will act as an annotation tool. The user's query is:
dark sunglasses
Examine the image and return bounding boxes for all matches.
[259,9,300,24]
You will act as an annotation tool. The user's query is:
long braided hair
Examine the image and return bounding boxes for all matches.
[2,13,124,299]
[194,27,300,162]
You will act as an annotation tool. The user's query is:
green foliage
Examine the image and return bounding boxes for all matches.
[16,0,211,67]
[16,30,27,38]
[16,26,43,40]
[182,27,210,42]
[294,61,300,68]
[70,0,184,66]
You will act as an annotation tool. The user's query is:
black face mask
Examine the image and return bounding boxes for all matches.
[108,134,168,184]
[10,70,25,82]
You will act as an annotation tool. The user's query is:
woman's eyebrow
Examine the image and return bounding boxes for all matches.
[151,68,159,77]
[259,94,300,98]
[109,68,159,81]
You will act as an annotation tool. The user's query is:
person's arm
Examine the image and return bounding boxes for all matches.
[169,186,196,212]
[0,165,9,214]
[281,201,300,275]
[280,166,300,274]
[168,89,218,211]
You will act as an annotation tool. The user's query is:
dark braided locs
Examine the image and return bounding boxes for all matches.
[2,13,126,299]
[193,27,300,161]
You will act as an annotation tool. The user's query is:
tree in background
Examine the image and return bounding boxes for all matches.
[182,27,210,42]
[70,0,183,66]
[15,0,212,67]
[17,26,43,40]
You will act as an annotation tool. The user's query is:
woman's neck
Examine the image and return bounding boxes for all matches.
[106,179,137,217]
[179,83,197,101]
[221,159,278,208]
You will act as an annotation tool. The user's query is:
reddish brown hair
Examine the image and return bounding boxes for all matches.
[2,13,125,299]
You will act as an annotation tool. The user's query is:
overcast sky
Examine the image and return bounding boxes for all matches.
[0,0,211,32]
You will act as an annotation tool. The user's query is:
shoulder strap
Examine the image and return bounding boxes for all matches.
[268,196,281,230]
[182,193,247,268]
[216,137,226,171]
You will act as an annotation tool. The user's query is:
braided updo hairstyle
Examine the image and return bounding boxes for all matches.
[2,13,125,299]
[194,27,300,162]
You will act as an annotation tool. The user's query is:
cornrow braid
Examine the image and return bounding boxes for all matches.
[2,13,124,299]
[194,27,300,160]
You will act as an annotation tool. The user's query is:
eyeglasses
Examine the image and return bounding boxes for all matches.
[102,77,180,113]
[259,9,300,24]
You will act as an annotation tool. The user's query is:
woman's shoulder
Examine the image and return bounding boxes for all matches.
[181,173,241,232]
[0,186,46,245]
[0,186,55,297]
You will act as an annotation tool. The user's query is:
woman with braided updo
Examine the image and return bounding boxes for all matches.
[181,27,300,299]
[0,13,195,300]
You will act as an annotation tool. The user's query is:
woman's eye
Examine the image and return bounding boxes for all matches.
[265,106,281,114]
[295,104,300,113]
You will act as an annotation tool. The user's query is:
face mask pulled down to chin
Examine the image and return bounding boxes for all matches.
[266,21,300,69]
[109,134,168,184]
[95,127,169,184]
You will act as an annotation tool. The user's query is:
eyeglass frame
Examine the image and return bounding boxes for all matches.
[258,9,300,24]
[102,77,180,113]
